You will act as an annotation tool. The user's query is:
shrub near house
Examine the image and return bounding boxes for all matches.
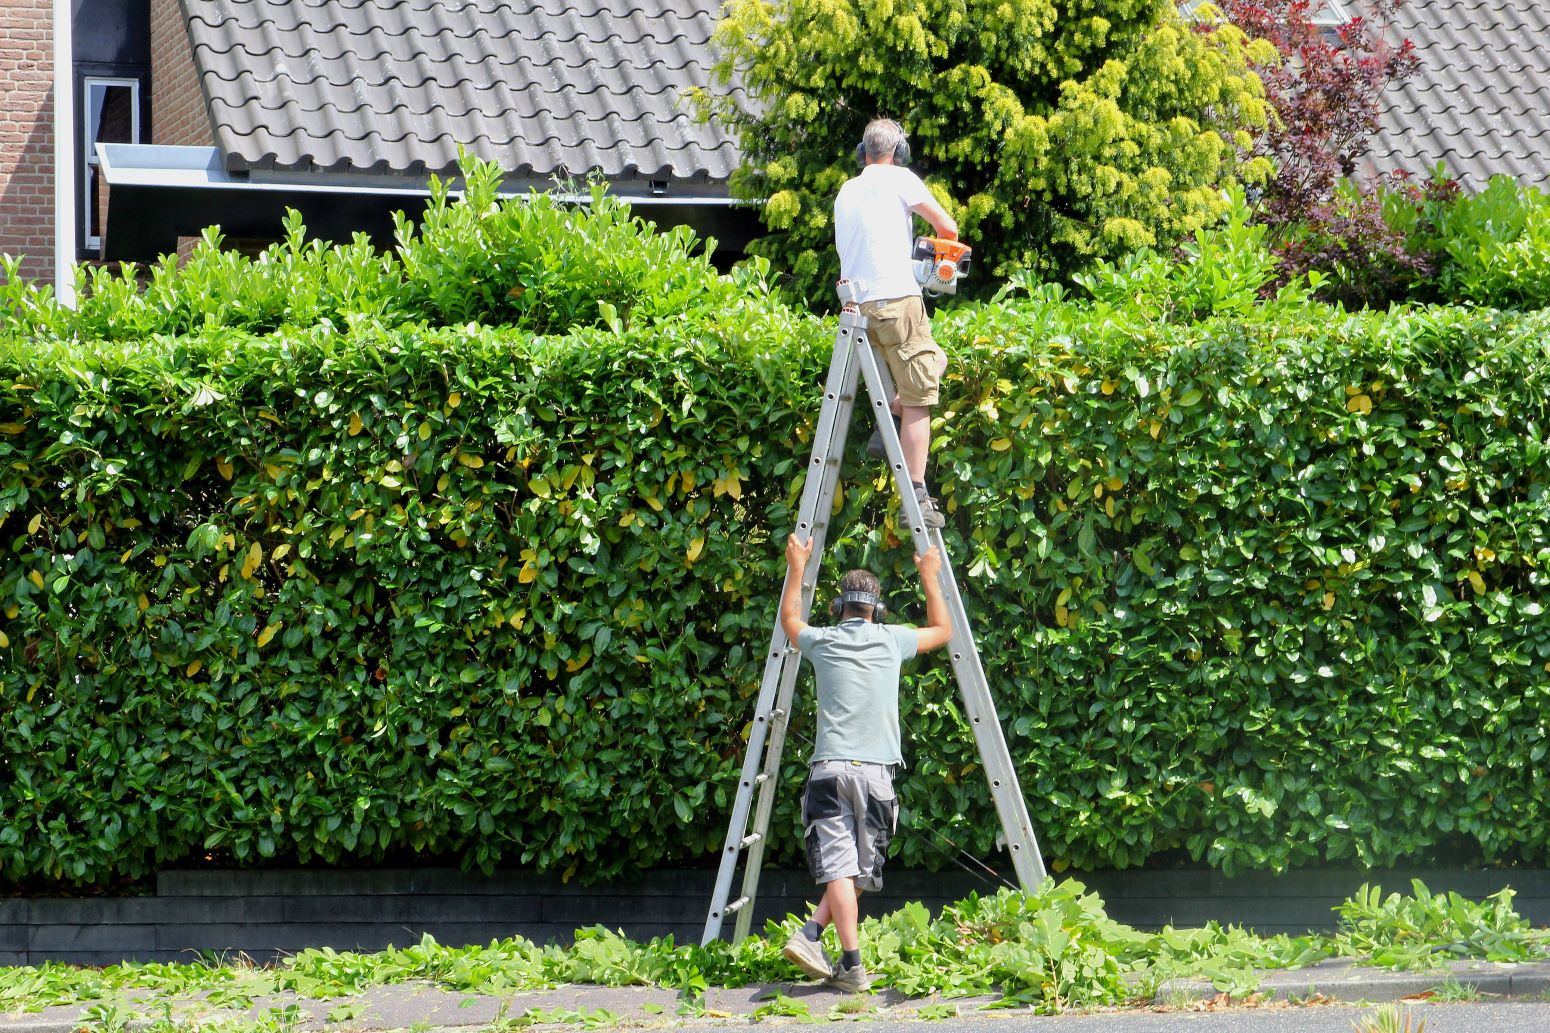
[0,168,1547,888]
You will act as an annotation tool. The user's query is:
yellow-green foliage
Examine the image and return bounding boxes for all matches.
[708,0,1273,304]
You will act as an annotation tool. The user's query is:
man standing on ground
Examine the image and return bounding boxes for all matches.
[834,117,959,528]
[778,533,954,991]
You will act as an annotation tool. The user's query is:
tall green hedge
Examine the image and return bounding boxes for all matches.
[3,169,1549,886]
[4,292,1548,885]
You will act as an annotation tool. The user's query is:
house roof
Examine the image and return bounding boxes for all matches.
[1370,0,1550,187]
[180,0,746,183]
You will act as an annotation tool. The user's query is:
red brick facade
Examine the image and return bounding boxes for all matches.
[0,0,57,283]
[150,0,208,146]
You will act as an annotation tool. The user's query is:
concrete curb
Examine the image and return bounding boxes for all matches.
[1156,957,1550,1004]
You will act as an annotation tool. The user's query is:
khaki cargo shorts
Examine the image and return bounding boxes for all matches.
[860,296,946,407]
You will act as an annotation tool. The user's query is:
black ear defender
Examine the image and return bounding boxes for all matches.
[828,590,888,623]
[854,120,911,167]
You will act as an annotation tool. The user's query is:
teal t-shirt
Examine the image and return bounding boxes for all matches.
[797,618,919,765]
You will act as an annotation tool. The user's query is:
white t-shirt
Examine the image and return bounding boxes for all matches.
[834,164,933,303]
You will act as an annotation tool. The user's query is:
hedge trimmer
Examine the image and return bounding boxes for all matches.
[913,236,972,295]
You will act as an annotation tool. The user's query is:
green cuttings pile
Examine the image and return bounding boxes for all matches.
[2,880,1546,1017]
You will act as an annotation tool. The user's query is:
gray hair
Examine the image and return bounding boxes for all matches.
[862,119,905,162]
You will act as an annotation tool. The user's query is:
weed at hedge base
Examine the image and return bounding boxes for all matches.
[1335,880,1550,969]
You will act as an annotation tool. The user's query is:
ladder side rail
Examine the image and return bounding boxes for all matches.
[927,532,1048,888]
[701,323,864,945]
[853,334,1049,889]
[731,327,863,941]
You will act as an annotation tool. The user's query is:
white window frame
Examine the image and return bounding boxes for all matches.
[82,76,141,253]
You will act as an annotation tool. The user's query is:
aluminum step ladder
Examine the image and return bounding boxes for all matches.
[701,288,1048,946]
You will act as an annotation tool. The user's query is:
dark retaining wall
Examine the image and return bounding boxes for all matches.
[4,867,1550,966]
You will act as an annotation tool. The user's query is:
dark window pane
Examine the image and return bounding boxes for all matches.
[89,84,135,147]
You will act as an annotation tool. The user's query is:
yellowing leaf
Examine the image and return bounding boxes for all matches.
[1468,570,1486,595]
[1106,477,1123,491]
[216,456,234,480]
[137,593,150,612]
[457,452,485,469]
[714,471,744,500]
[0,422,26,434]
[1055,604,1069,627]
[28,570,43,590]
[0,631,8,648]
[619,510,636,527]
[989,437,1012,451]
[518,562,538,584]
[643,493,664,512]
[681,470,696,493]
[27,513,41,535]
[1323,592,1335,611]
[1105,496,1116,518]
[348,412,363,436]
[1346,394,1373,415]
[447,392,462,409]
[687,535,706,563]
[1100,380,1115,396]
[257,623,281,647]
[240,542,263,579]
[272,543,291,562]
[186,660,202,677]
[1149,420,1162,439]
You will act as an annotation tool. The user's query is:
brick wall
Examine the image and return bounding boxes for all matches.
[0,0,57,283]
[149,0,208,145]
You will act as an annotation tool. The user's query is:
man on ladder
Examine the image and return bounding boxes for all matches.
[698,115,1046,959]
[777,534,953,991]
[835,117,959,527]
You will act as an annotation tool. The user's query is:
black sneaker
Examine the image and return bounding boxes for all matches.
[865,415,902,459]
[913,485,947,529]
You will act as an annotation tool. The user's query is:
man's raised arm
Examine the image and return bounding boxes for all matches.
[780,533,815,643]
[913,546,953,653]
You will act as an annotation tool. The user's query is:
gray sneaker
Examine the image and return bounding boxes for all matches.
[823,961,873,993]
[912,485,947,529]
[782,932,832,981]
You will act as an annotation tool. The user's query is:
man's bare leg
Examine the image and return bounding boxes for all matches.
[816,877,861,951]
[899,404,930,485]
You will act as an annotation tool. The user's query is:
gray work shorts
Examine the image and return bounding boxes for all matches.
[801,760,899,892]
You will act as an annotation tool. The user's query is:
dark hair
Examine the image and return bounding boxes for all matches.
[838,569,882,618]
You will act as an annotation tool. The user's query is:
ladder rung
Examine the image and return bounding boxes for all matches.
[740,832,762,848]
[724,896,750,915]
[753,772,769,784]
[770,708,787,719]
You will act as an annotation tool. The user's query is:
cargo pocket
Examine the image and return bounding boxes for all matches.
[864,784,899,853]
[867,309,909,348]
[802,777,843,823]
